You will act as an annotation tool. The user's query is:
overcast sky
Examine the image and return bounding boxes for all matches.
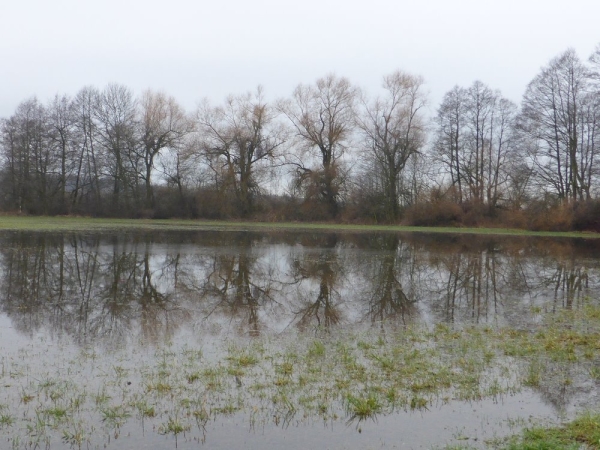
[1,0,599,118]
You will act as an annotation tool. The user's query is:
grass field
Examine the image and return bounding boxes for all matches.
[0,215,598,238]
[2,304,600,448]
[452,412,600,449]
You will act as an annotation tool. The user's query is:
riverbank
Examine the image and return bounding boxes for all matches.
[0,215,599,238]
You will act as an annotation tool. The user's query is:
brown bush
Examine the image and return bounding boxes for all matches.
[571,200,600,232]
[403,201,463,227]
[342,192,388,223]
[460,201,497,227]
[498,208,528,229]
[195,188,234,219]
[251,195,300,222]
[524,201,573,231]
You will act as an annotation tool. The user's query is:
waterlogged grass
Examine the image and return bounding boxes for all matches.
[444,416,600,448]
[492,412,600,449]
[1,306,600,448]
[0,215,598,238]
[345,393,383,421]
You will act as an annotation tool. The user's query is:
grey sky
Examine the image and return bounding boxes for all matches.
[2,0,599,117]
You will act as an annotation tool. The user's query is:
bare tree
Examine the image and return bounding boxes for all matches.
[137,90,193,209]
[585,44,600,197]
[0,98,54,213]
[487,97,518,206]
[434,86,467,202]
[356,70,427,221]
[158,137,201,212]
[279,74,357,218]
[465,81,496,203]
[589,43,600,79]
[434,82,517,208]
[72,86,103,211]
[520,49,592,201]
[94,83,139,212]
[46,94,77,213]
[196,87,286,216]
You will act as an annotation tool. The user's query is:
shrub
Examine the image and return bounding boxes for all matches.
[461,201,494,227]
[403,201,463,227]
[498,208,528,229]
[525,201,572,232]
[571,200,600,232]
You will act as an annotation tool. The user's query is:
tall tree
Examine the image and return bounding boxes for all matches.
[0,98,54,213]
[465,81,496,202]
[94,84,139,213]
[46,94,77,213]
[72,86,103,212]
[279,74,357,218]
[356,70,427,221]
[434,82,517,208]
[137,90,193,209]
[486,97,518,206]
[434,86,467,202]
[520,49,592,201]
[589,43,600,79]
[158,137,200,213]
[196,87,286,216]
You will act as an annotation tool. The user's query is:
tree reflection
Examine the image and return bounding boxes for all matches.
[549,263,589,310]
[137,240,189,345]
[436,250,502,323]
[0,233,188,347]
[0,231,599,347]
[191,233,278,336]
[423,237,531,325]
[518,239,592,313]
[288,234,344,331]
[2,234,65,336]
[360,235,418,325]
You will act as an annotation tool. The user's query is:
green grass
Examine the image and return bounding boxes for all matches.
[0,413,15,427]
[442,413,600,449]
[2,304,600,448]
[0,215,597,238]
[159,416,190,436]
[100,405,130,427]
[501,412,600,449]
[345,393,382,420]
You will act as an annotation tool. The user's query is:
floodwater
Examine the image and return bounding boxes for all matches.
[1,230,599,449]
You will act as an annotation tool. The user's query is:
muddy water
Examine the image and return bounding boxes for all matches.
[0,230,599,449]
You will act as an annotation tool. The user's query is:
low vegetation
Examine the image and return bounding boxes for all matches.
[450,412,600,449]
[1,303,599,448]
[503,412,600,449]
[0,215,598,239]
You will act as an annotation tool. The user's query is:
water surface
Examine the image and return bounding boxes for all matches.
[1,230,599,448]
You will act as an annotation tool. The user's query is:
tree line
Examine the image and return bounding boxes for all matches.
[1,45,600,230]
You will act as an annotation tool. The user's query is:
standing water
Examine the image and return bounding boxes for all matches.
[0,230,599,449]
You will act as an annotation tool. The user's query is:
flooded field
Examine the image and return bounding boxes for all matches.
[0,230,599,449]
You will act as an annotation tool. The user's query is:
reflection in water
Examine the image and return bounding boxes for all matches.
[1,233,192,348]
[548,263,589,310]
[194,233,277,337]
[289,234,343,331]
[361,235,418,326]
[431,247,503,324]
[1,231,599,346]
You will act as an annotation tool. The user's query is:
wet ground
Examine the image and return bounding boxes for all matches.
[1,230,599,449]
